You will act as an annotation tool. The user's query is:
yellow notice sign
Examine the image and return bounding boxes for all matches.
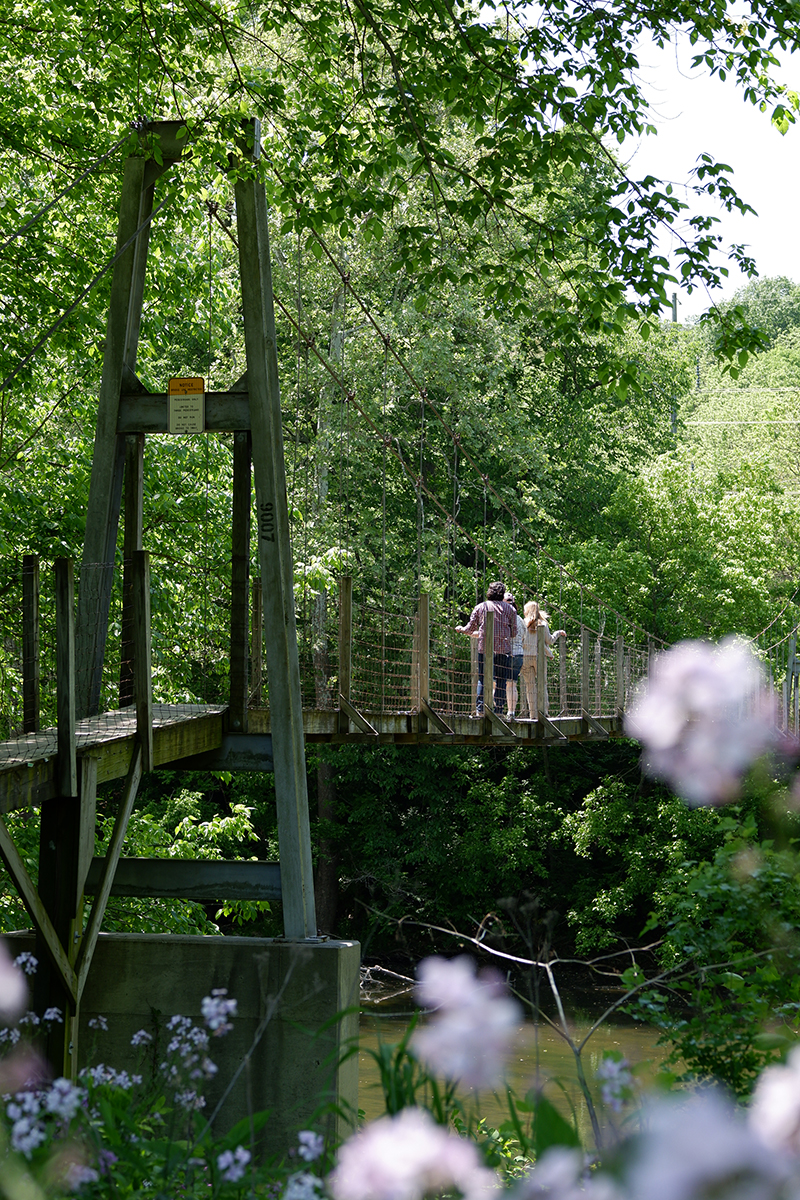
[168,377,205,434]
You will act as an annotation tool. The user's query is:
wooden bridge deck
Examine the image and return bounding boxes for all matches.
[0,702,622,814]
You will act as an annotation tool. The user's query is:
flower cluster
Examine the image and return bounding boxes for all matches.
[217,1145,251,1183]
[411,956,521,1089]
[298,1130,325,1162]
[6,1078,86,1158]
[595,1056,633,1113]
[329,1107,497,1200]
[202,988,238,1035]
[625,638,776,806]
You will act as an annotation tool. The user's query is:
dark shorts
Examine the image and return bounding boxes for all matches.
[511,654,523,682]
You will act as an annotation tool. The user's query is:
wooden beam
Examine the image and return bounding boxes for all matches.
[22,555,40,734]
[250,580,263,706]
[132,551,153,771]
[75,745,142,1002]
[338,577,353,736]
[0,816,77,1003]
[119,433,144,708]
[235,140,316,938]
[338,694,378,737]
[172,733,273,772]
[84,856,281,902]
[558,632,567,716]
[118,391,251,432]
[55,559,77,798]
[230,431,252,733]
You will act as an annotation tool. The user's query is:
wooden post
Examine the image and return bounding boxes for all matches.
[132,550,153,772]
[410,614,420,712]
[55,559,77,799]
[470,636,478,715]
[485,609,495,712]
[230,431,252,733]
[250,580,263,706]
[559,634,567,715]
[22,554,40,733]
[120,433,144,708]
[615,634,624,715]
[537,623,546,720]
[75,155,159,718]
[236,135,316,937]
[417,594,429,728]
[418,593,430,702]
[594,637,602,714]
[581,627,590,714]
[338,576,352,734]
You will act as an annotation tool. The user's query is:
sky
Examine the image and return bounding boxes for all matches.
[621,36,800,322]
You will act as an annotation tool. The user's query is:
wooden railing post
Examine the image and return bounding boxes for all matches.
[615,634,625,715]
[338,576,352,733]
[537,624,546,720]
[594,636,602,714]
[418,593,429,705]
[559,634,567,715]
[581,626,590,717]
[250,580,263,706]
[485,609,495,712]
[55,558,77,798]
[22,554,40,734]
[410,614,420,712]
[470,637,478,714]
[132,550,153,772]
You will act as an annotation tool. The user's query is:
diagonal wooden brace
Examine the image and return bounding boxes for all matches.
[420,697,454,735]
[581,708,609,738]
[0,817,77,1004]
[486,708,517,737]
[338,695,379,737]
[75,745,142,1003]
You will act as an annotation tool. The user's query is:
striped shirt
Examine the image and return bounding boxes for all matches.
[462,600,518,654]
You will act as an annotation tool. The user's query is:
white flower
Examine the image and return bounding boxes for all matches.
[750,1045,800,1154]
[626,1092,787,1200]
[625,638,776,806]
[13,952,37,977]
[298,1130,325,1162]
[411,956,520,1090]
[88,1015,108,1031]
[43,1007,62,1023]
[328,1107,498,1200]
[217,1145,251,1182]
[131,1029,152,1047]
[512,1148,587,1200]
[284,1171,325,1200]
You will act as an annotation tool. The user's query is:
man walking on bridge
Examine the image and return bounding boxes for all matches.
[456,582,517,715]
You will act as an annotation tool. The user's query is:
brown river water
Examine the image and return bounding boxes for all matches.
[358,992,668,1144]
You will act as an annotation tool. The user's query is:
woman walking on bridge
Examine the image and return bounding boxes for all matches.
[455,582,517,715]
[521,601,565,721]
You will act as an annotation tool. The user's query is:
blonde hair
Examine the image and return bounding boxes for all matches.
[524,600,550,631]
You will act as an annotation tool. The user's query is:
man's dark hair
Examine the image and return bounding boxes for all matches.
[486,581,505,601]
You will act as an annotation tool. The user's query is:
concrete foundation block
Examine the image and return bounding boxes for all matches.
[8,931,360,1159]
